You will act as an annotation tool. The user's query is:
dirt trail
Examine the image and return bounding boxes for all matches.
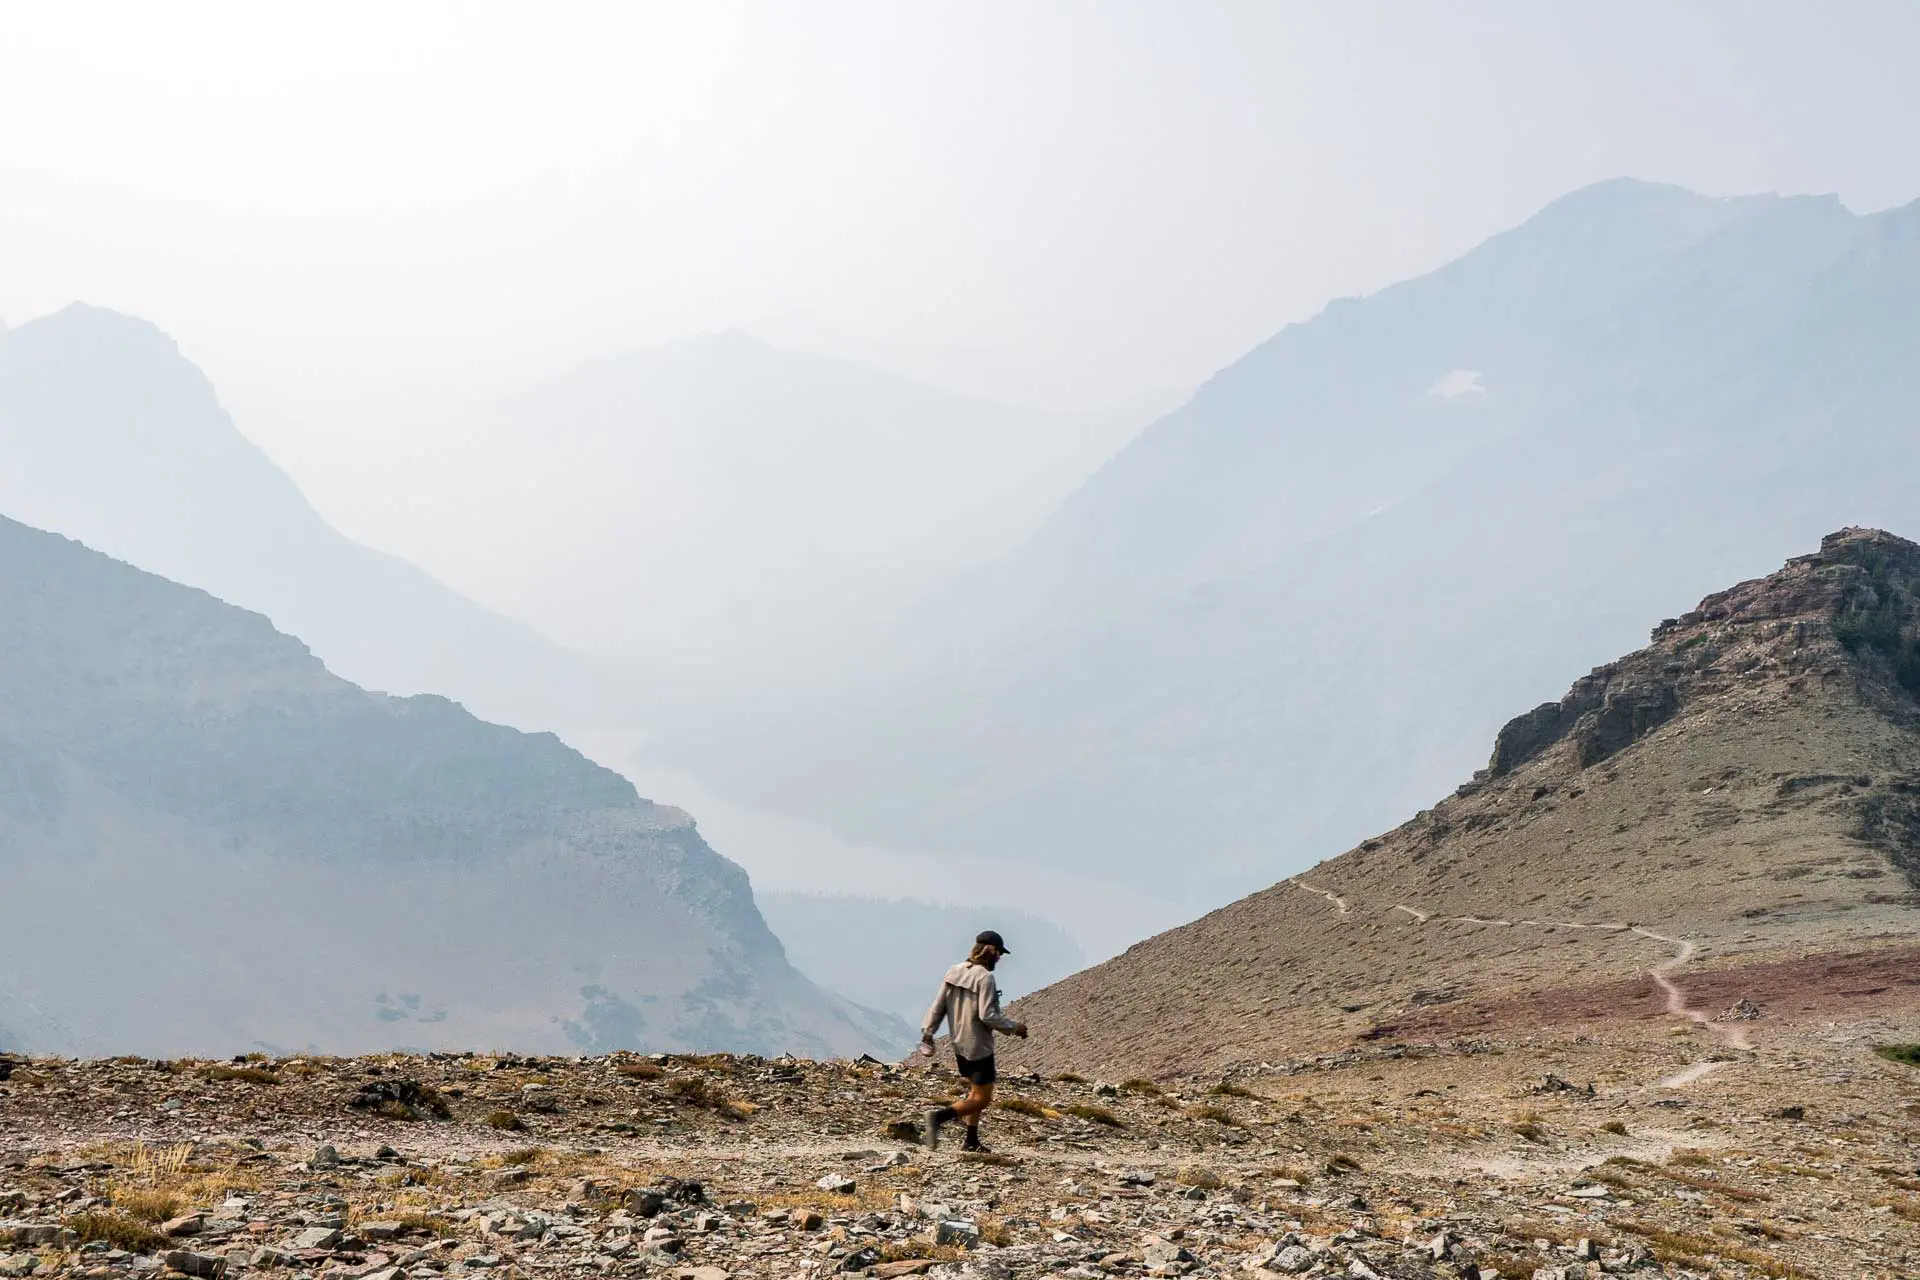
[1291,879,1350,914]
[1295,882,1757,1073]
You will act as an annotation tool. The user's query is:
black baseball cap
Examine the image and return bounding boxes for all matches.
[975,929,1011,954]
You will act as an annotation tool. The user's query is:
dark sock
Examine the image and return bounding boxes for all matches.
[932,1106,958,1123]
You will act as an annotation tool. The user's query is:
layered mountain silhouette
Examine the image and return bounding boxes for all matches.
[437,332,1146,687]
[0,515,905,1057]
[1007,529,1920,1076]
[0,305,607,729]
[653,178,1920,947]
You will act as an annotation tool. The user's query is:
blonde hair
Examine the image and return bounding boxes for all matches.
[968,942,998,966]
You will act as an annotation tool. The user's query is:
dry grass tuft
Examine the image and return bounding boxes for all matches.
[665,1075,754,1118]
[1118,1078,1162,1096]
[201,1064,279,1085]
[878,1240,969,1264]
[1063,1103,1124,1127]
[65,1212,168,1255]
[1613,1217,1795,1278]
[1871,1165,1920,1193]
[392,1211,457,1238]
[495,1146,550,1167]
[1208,1080,1258,1099]
[482,1110,526,1131]
[1186,1104,1237,1126]
[997,1096,1060,1120]
[1600,1120,1629,1135]
[105,1141,259,1206]
[108,1187,181,1223]
[615,1061,664,1081]
[1054,1072,1088,1084]
[377,1166,452,1190]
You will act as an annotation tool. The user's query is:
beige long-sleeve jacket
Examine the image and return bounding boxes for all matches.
[922,961,1022,1060]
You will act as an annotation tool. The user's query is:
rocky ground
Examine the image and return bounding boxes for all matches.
[3,1018,1918,1280]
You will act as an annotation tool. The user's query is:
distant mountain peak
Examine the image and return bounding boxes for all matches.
[0,302,183,371]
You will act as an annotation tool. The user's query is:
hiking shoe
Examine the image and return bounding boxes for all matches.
[923,1108,948,1151]
[961,1131,988,1153]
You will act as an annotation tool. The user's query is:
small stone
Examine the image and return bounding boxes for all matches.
[1272,1247,1314,1275]
[622,1189,666,1217]
[816,1174,857,1194]
[838,1246,882,1273]
[307,1146,340,1171]
[798,1210,825,1231]
[1140,1238,1192,1268]
[0,1255,37,1279]
[1175,1164,1222,1190]
[935,1220,981,1248]
[673,1269,729,1280]
[289,1228,341,1251]
[487,1168,531,1189]
[360,1223,403,1241]
[249,1248,296,1268]
[161,1251,227,1279]
[1,1229,68,1249]
[162,1216,207,1238]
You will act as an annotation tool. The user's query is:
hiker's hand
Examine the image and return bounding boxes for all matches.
[1014,1022,1029,1038]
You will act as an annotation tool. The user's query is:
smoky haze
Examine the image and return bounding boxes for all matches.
[7,2,1920,983]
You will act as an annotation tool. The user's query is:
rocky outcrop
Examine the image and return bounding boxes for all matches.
[1004,529,1920,1076]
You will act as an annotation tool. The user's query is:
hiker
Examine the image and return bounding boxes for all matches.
[920,929,1028,1152]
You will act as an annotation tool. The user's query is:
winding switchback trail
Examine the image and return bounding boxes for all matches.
[1291,880,1755,1078]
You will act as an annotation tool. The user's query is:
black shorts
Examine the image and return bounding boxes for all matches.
[955,1052,996,1086]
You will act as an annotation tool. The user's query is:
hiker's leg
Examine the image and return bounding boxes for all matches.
[952,1082,993,1123]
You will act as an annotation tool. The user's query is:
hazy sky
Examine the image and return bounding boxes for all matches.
[5,1,1920,539]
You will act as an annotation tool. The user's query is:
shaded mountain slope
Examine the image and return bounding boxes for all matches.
[0,515,903,1057]
[1005,529,1920,1076]
[0,305,606,729]
[656,179,1920,947]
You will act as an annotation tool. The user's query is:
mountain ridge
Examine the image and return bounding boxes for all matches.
[0,512,905,1058]
[649,178,1920,954]
[0,303,610,730]
[1001,527,1920,1076]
